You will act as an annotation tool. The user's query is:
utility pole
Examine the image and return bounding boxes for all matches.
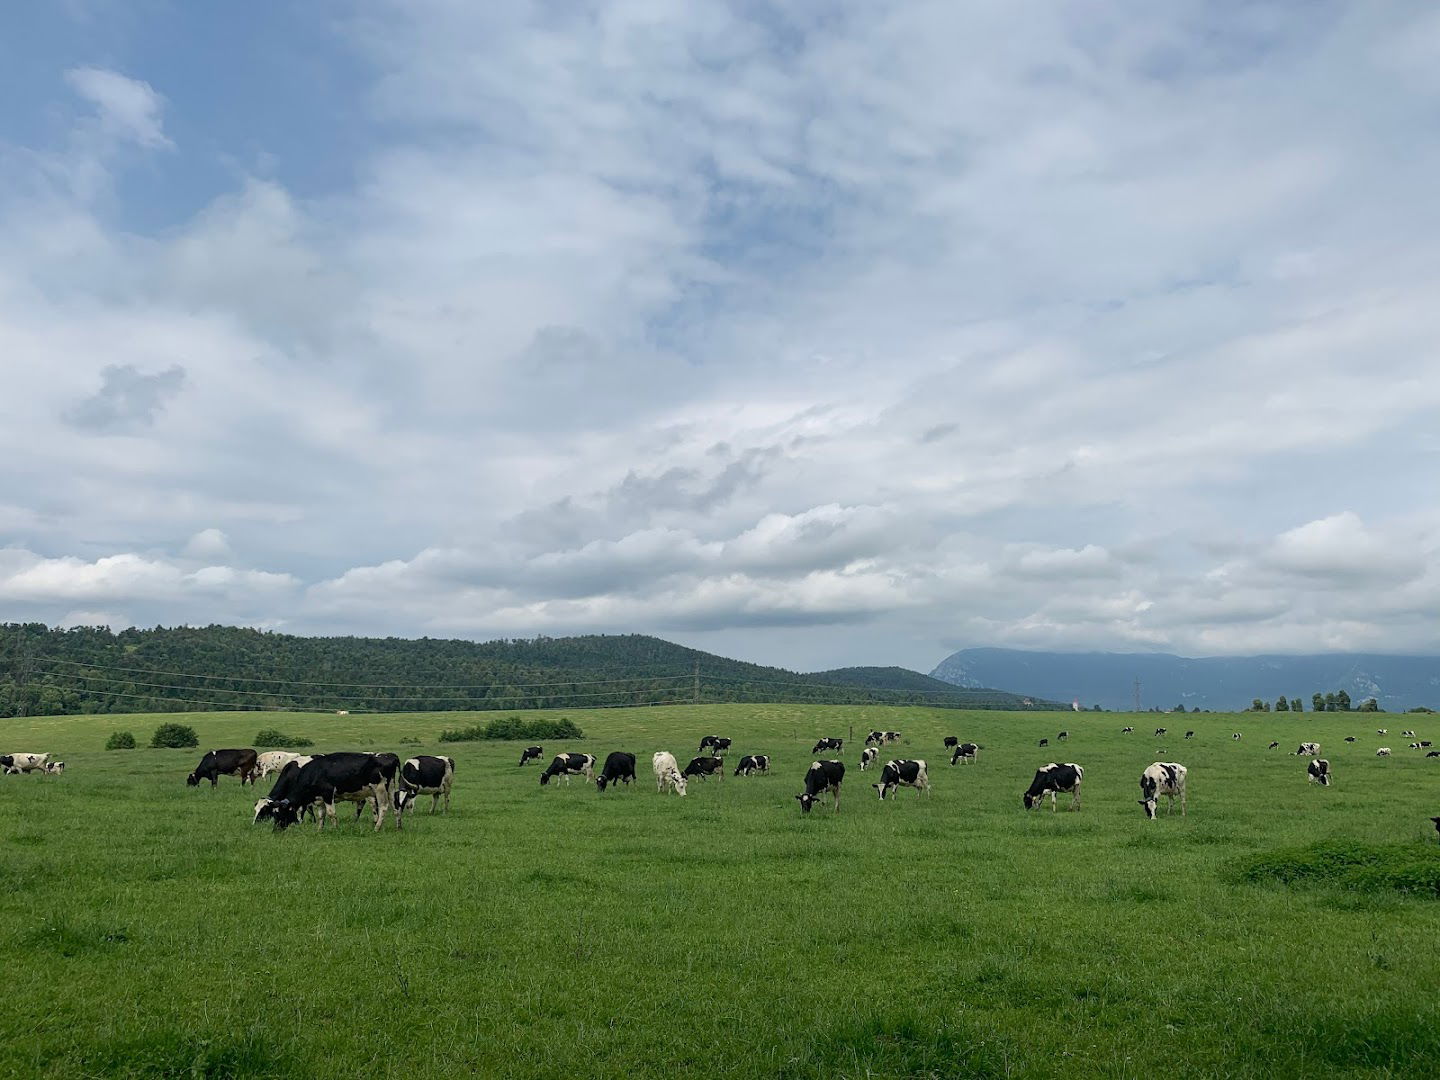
[5,633,36,718]
[1133,677,1141,713]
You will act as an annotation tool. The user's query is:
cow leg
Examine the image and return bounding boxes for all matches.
[374,787,388,831]
[1071,786,1081,811]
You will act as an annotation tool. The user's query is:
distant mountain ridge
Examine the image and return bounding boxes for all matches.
[930,648,1440,712]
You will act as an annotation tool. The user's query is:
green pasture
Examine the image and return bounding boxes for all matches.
[1,705,1438,1078]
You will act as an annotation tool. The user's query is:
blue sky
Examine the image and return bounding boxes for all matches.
[2,1,1439,671]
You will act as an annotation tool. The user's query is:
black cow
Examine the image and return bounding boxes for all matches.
[1427,751,1440,758]
[1344,736,1357,743]
[698,736,732,756]
[943,736,959,749]
[596,752,637,792]
[1057,731,1069,741]
[1022,763,1083,811]
[873,759,929,800]
[1422,741,1433,748]
[187,749,258,788]
[795,760,844,813]
[949,742,978,766]
[254,752,393,831]
[1185,731,1195,739]
[540,753,596,786]
[394,755,455,814]
[733,754,769,776]
[682,756,725,782]
[1307,759,1331,787]
[865,730,885,746]
[518,746,543,766]
[1038,738,1049,747]
[812,737,844,754]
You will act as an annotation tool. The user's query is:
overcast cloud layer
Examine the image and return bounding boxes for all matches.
[3,2,1439,671]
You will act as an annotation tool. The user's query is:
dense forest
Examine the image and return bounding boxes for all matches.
[0,623,1057,717]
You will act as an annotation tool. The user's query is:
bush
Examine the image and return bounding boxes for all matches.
[104,731,136,750]
[149,722,199,749]
[439,715,583,743]
[253,728,314,749]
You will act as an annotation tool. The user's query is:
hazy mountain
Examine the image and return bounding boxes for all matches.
[930,648,1440,712]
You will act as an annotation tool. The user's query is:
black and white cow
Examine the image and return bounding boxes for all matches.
[949,742,978,766]
[518,745,543,766]
[1138,762,1187,819]
[943,736,959,749]
[859,746,879,771]
[1057,731,1069,741]
[1232,733,1242,741]
[1294,742,1321,757]
[253,752,393,831]
[394,755,455,814]
[795,760,844,813]
[733,754,769,777]
[540,753,596,786]
[186,749,259,788]
[1376,747,1392,757]
[1268,741,1280,750]
[43,760,65,774]
[1402,730,1416,738]
[812,737,844,754]
[873,759,930,800]
[1422,741,1433,748]
[1122,727,1134,733]
[1154,728,1167,736]
[883,731,902,744]
[1037,738,1049,747]
[1377,729,1388,735]
[1,753,50,775]
[596,752,637,792]
[1022,763,1083,811]
[1307,759,1331,786]
[682,756,725,782]
[697,736,732,756]
[1344,736,1357,742]
[652,751,687,796]
[865,730,885,746]
[1428,751,1440,758]
[1185,731,1195,739]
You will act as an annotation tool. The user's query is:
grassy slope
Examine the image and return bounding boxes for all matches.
[2,705,1439,1078]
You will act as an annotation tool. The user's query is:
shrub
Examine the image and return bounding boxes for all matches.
[253,728,314,749]
[149,722,199,749]
[104,731,136,750]
[439,715,583,743]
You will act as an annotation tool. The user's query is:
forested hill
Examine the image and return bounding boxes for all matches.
[0,623,1056,717]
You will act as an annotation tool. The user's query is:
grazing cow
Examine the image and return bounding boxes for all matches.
[883,731,902,744]
[733,754,769,777]
[795,760,844,813]
[1232,733,1242,741]
[595,752,637,792]
[1154,728,1167,736]
[812,738,844,754]
[652,752,687,796]
[1377,729,1388,735]
[518,746,544,767]
[1,753,50,775]
[1022,763,1083,811]
[1402,730,1416,737]
[1185,731,1195,739]
[1344,736,1356,743]
[1376,747,1391,757]
[1422,741,1433,748]
[1411,743,1422,750]
[865,730,885,746]
[697,735,732,756]
[1138,762,1187,819]
[1294,742,1321,757]
[859,746,879,771]
[540,753,596,786]
[943,736,959,749]
[1057,731,1069,741]
[1268,741,1279,750]
[43,761,65,774]
[949,742,979,766]
[186,749,259,788]
[1429,751,1440,758]
[1122,727,1134,733]
[1307,759,1331,786]
[253,752,393,831]
[394,755,455,814]
[682,756,725,782]
[873,759,930,800]
[256,751,308,780]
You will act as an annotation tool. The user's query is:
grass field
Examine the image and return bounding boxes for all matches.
[2,704,1439,1078]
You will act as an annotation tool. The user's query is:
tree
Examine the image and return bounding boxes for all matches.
[1336,689,1351,711]
[1275,696,1289,712]
[104,730,136,750]
[1324,692,1337,712]
[1291,696,1303,713]
[1313,692,1325,713]
[1250,698,1266,712]
[1174,704,1187,713]
[1358,698,1379,712]
[150,722,199,748]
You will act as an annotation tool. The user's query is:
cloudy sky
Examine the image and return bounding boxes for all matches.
[2,2,1439,672]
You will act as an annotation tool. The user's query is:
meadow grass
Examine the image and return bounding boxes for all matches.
[2,705,1439,1078]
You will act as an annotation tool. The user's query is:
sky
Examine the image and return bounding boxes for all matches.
[2,1,1439,673]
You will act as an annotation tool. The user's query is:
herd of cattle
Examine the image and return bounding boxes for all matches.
[4,721,1435,834]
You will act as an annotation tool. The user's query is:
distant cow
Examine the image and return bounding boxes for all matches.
[698,735,732,756]
[949,742,978,766]
[1037,738,1049,747]
[1307,759,1331,786]
[1344,736,1356,742]
[43,760,65,775]
[652,751,687,796]
[1402,730,1416,737]
[1429,751,1440,758]
[1057,731,1069,741]
[1122,727,1134,733]
[1,753,50,775]
[859,747,878,771]
[1138,762,1187,819]
[1023,763,1083,811]
[394,755,455,814]
[795,760,844,813]
[1422,741,1433,748]
[1294,742,1320,757]
[518,746,544,766]
[1232,733,1242,741]
[865,730,885,746]
[1154,728,1167,736]
[1185,731,1195,739]
[1268,741,1279,750]
[1377,729,1388,735]
[256,751,308,780]
[1411,743,1422,750]
[883,731,902,744]
[1376,748,1391,757]
[596,752,637,792]
[812,738,844,754]
[682,756,725,782]
[186,749,258,788]
[733,754,769,777]
[943,736,959,749]
[873,759,929,801]
[540,753,596,786]
[254,752,393,831]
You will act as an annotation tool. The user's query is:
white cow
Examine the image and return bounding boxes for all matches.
[256,751,310,779]
[1138,762,1187,819]
[652,751,687,796]
[1294,742,1321,757]
[1,753,50,775]
[1376,747,1392,757]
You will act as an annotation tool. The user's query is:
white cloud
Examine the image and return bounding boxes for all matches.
[64,67,171,149]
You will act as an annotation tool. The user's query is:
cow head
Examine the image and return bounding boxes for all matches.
[185,772,201,787]
[1022,791,1041,810]
[596,775,609,792]
[253,798,297,828]
[795,793,817,813]
[393,790,416,813]
[539,772,551,786]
